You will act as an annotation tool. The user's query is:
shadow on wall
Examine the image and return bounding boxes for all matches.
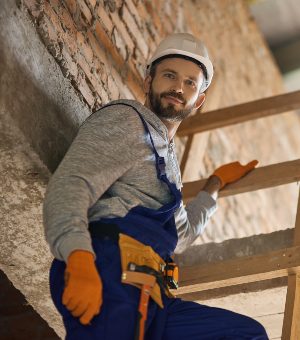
[0,38,79,173]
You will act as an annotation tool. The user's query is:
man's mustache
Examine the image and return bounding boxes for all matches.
[161,92,185,104]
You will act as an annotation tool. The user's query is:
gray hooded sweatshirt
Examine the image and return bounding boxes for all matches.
[43,99,217,262]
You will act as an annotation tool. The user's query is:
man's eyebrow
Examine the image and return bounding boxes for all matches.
[160,68,197,81]
[161,68,177,74]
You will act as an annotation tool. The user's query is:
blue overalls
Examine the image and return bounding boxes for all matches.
[49,103,269,339]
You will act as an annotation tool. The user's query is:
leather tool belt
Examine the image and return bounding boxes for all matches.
[89,222,179,308]
[119,233,175,308]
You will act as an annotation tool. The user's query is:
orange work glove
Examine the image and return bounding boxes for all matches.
[62,250,102,325]
[212,160,258,189]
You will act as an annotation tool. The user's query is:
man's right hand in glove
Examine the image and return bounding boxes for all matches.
[62,250,102,325]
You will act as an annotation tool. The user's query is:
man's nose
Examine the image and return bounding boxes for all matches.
[171,78,184,93]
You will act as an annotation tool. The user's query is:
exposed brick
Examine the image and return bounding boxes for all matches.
[44,1,77,55]
[124,0,143,29]
[77,31,94,63]
[87,30,109,66]
[97,5,114,34]
[161,15,174,34]
[38,15,61,58]
[112,28,127,61]
[141,24,156,56]
[60,46,78,79]
[109,11,135,52]
[78,0,92,24]
[62,31,78,56]
[145,21,161,44]
[87,31,110,87]
[48,0,62,14]
[77,75,95,106]
[85,0,97,9]
[23,0,42,18]
[135,1,149,22]
[127,59,144,85]
[164,1,179,27]
[132,48,146,79]
[94,82,110,104]
[122,4,149,59]
[163,0,172,17]
[104,0,122,12]
[23,0,178,105]
[58,3,77,34]
[76,54,93,79]
[107,75,120,99]
[64,0,77,16]
[43,1,63,33]
[110,66,126,90]
[144,1,163,34]
[94,21,124,69]
[76,40,110,103]
[39,13,58,43]
[125,70,145,102]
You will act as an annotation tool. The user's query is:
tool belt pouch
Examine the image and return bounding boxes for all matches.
[119,233,172,308]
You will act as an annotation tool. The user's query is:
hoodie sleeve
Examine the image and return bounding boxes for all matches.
[174,191,217,254]
[43,105,145,262]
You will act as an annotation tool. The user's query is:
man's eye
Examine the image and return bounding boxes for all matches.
[186,80,196,87]
[164,73,175,79]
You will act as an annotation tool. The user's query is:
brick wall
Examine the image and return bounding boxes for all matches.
[20,0,300,243]
[22,0,183,110]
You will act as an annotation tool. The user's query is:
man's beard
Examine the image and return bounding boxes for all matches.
[149,85,195,122]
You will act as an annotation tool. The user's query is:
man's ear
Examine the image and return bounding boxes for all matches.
[143,75,152,94]
[194,93,206,109]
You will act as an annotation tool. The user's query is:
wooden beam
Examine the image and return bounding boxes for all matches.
[293,187,300,245]
[180,135,193,177]
[179,74,222,178]
[182,159,300,201]
[175,245,300,296]
[178,277,287,302]
[282,187,300,339]
[177,90,300,137]
[281,274,300,340]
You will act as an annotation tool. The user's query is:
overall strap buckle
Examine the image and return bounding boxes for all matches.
[164,261,179,290]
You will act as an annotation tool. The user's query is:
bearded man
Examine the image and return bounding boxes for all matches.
[44,33,268,340]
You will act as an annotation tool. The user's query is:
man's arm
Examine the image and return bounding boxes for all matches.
[201,174,222,200]
[174,161,258,253]
[43,105,145,262]
[174,189,217,254]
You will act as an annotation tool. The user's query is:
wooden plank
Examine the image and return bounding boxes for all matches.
[182,159,300,201]
[175,245,300,296]
[281,274,300,340]
[282,188,300,339]
[293,187,300,245]
[177,90,300,136]
[177,277,287,302]
[180,73,222,179]
[180,135,193,177]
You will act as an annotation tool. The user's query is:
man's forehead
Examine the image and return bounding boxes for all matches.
[156,57,203,78]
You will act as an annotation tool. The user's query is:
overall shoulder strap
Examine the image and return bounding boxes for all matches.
[95,102,167,179]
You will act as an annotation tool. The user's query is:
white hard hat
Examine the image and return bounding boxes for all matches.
[146,33,213,92]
